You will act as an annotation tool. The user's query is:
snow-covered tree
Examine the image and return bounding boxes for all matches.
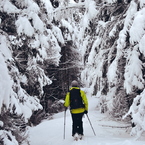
[123,89,145,138]
[80,0,145,137]
[0,0,62,144]
[0,0,145,143]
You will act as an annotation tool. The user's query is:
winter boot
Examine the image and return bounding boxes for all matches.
[73,133,79,141]
[79,134,83,140]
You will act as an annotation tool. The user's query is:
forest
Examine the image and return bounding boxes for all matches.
[0,0,145,144]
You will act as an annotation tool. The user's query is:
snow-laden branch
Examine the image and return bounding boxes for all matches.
[124,46,144,94]
[123,89,145,138]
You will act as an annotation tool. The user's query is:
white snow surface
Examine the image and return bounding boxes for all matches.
[28,96,145,145]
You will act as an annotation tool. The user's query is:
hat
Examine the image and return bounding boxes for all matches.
[71,80,79,87]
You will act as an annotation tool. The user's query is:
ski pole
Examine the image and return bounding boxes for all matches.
[86,114,96,136]
[63,110,66,139]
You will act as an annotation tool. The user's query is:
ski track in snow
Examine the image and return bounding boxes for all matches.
[28,97,145,145]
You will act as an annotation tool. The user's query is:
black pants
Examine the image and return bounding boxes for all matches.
[71,112,84,136]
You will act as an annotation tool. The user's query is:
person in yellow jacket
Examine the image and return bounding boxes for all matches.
[64,80,88,139]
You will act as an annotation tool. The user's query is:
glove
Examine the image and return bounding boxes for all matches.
[84,110,88,114]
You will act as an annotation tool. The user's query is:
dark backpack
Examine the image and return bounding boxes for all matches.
[69,89,85,109]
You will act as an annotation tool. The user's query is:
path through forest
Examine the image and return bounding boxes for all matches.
[28,97,145,145]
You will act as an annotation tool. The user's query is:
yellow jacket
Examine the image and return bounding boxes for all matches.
[64,87,88,114]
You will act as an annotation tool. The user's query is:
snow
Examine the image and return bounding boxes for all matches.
[124,46,144,94]
[81,0,98,29]
[84,0,98,20]
[29,12,45,33]
[27,1,40,13]
[10,84,43,122]
[0,39,12,113]
[107,59,118,85]
[87,38,101,65]
[1,130,19,145]
[39,34,50,48]
[69,0,76,4]
[61,19,73,33]
[28,96,145,145]
[0,35,12,59]
[41,0,53,14]
[0,0,145,144]
[109,25,117,38]
[0,0,20,14]
[0,121,3,127]
[123,89,145,138]
[139,0,145,8]
[105,0,117,4]
[16,16,35,37]
[52,25,65,44]
[116,0,137,57]
[129,8,145,45]
[139,34,145,56]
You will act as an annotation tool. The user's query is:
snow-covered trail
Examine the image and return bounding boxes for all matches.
[28,97,145,145]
